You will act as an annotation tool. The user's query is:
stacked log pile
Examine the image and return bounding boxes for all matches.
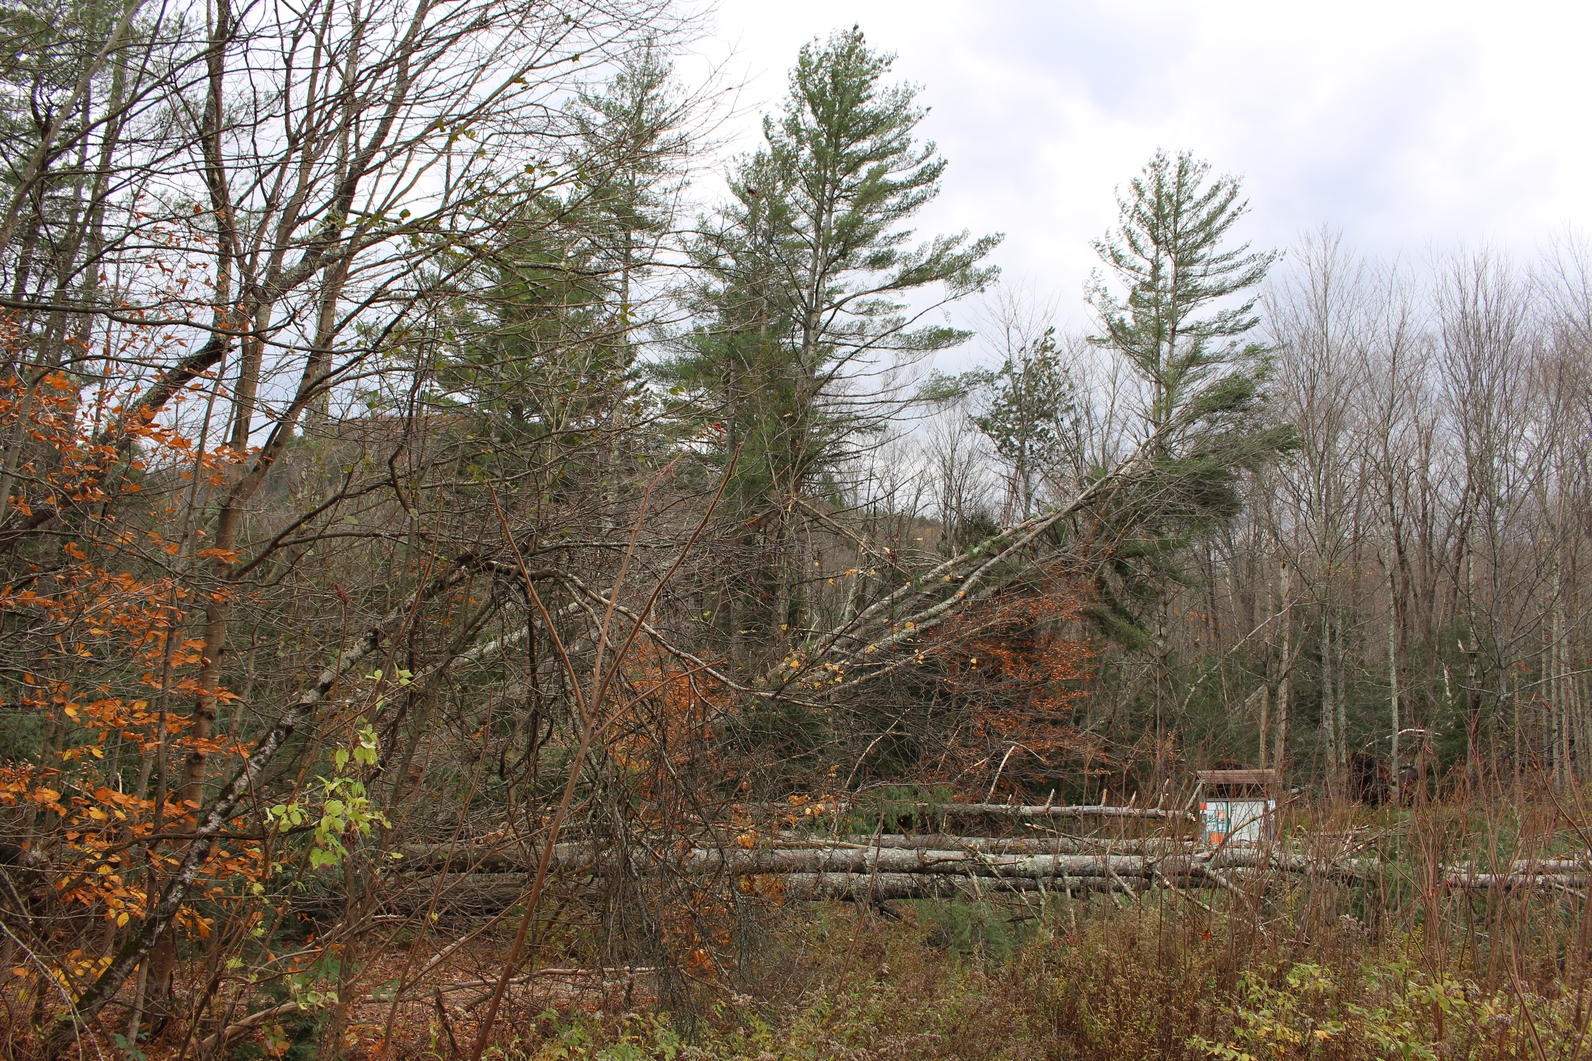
[376,802,1592,910]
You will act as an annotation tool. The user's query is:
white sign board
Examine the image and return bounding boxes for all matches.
[1200,798,1275,846]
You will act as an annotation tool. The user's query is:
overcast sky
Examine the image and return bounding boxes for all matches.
[677,0,1590,352]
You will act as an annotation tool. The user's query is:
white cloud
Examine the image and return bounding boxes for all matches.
[681,0,1589,356]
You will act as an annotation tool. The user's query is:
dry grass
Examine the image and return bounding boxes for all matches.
[10,793,1592,1059]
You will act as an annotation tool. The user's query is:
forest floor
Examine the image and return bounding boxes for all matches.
[18,796,1592,1059]
[210,891,1592,1061]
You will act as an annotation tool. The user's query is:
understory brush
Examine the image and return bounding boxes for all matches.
[507,893,1592,1061]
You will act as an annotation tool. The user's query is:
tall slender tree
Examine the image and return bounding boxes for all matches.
[1085,149,1290,762]
[658,26,997,651]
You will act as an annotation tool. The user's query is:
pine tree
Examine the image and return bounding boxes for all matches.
[1088,150,1287,489]
[961,326,1081,522]
[657,26,997,649]
[428,47,688,445]
[1084,150,1292,748]
[566,40,690,349]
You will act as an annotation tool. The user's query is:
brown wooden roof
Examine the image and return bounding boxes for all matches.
[1195,769,1280,790]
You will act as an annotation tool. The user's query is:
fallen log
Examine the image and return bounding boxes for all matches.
[1439,859,1591,890]
[387,840,1589,892]
[1203,847,1383,883]
[756,801,1196,824]
[1445,857,1590,877]
[723,847,1203,878]
[392,833,1190,873]
[769,872,1135,901]
[924,802,1195,823]
[360,854,1592,917]
[391,845,1191,879]
[738,802,1190,828]
[774,833,1189,855]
